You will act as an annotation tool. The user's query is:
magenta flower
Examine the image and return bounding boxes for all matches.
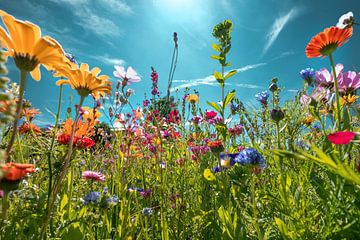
[327,131,356,145]
[315,64,344,88]
[82,171,105,182]
[338,71,360,93]
[113,66,141,86]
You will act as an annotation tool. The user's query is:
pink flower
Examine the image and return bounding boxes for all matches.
[315,64,343,88]
[113,66,141,86]
[327,131,356,145]
[338,71,360,93]
[0,190,3,198]
[82,171,105,182]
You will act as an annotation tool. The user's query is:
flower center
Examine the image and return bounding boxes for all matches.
[320,43,338,56]
[76,87,91,97]
[13,53,39,72]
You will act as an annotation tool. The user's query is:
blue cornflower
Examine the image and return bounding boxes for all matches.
[142,207,153,216]
[83,191,101,205]
[255,91,269,105]
[300,68,315,85]
[212,165,220,173]
[234,148,266,169]
[107,195,118,206]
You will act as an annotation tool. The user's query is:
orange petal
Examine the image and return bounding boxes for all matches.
[30,66,41,81]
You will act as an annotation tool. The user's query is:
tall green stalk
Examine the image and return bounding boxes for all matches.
[328,53,342,131]
[5,70,27,162]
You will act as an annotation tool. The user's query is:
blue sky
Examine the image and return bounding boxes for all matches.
[0,0,359,125]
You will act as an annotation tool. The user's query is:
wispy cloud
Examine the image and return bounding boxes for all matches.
[94,55,126,66]
[49,0,132,37]
[263,7,301,55]
[170,62,267,92]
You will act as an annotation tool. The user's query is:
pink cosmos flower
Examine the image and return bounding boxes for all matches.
[82,171,105,182]
[113,66,141,86]
[315,64,343,88]
[338,71,360,93]
[327,131,356,145]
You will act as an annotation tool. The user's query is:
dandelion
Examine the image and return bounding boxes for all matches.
[306,27,352,58]
[327,131,356,145]
[82,171,105,182]
[113,65,141,87]
[83,191,101,205]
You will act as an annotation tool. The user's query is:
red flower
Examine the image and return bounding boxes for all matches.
[205,110,217,120]
[327,131,356,145]
[76,137,95,148]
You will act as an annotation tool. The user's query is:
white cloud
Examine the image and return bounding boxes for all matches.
[98,0,133,15]
[95,55,126,66]
[170,62,266,92]
[49,0,132,37]
[263,7,300,55]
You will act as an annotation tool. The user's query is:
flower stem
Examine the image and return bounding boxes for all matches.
[1,191,8,222]
[328,53,342,131]
[5,70,28,162]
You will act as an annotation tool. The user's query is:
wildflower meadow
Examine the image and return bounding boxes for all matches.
[0,4,360,240]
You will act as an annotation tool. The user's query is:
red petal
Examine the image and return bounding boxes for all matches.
[327,131,356,145]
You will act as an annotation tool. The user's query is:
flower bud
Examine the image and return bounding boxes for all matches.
[270,109,285,122]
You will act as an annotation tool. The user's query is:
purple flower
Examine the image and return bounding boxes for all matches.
[0,190,3,198]
[338,71,360,93]
[107,195,118,206]
[315,64,343,88]
[255,91,269,106]
[140,189,152,199]
[65,52,78,66]
[113,66,141,86]
[300,68,315,85]
[83,191,101,205]
[191,116,203,125]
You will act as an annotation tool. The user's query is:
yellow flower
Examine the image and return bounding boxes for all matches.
[0,10,72,80]
[55,63,112,100]
[302,115,315,125]
[203,169,216,181]
[341,94,358,106]
[81,106,102,125]
[187,94,199,104]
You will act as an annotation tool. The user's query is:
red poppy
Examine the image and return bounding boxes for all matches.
[327,131,356,145]
[205,110,217,119]
[76,137,95,148]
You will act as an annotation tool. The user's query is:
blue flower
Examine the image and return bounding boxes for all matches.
[255,91,269,105]
[219,153,238,167]
[65,52,78,66]
[234,148,266,169]
[84,191,101,205]
[300,68,315,85]
[107,195,118,206]
[142,207,153,216]
[212,165,220,173]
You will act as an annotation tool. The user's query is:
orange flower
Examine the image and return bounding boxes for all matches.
[55,63,112,100]
[0,10,72,80]
[18,122,42,135]
[21,107,41,119]
[81,106,101,125]
[306,26,352,58]
[61,118,94,138]
[2,163,35,181]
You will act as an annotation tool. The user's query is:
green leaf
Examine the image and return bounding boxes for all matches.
[223,90,236,109]
[207,101,222,114]
[224,70,237,80]
[211,55,223,60]
[60,194,68,211]
[212,43,221,52]
[274,217,290,238]
[214,71,223,81]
